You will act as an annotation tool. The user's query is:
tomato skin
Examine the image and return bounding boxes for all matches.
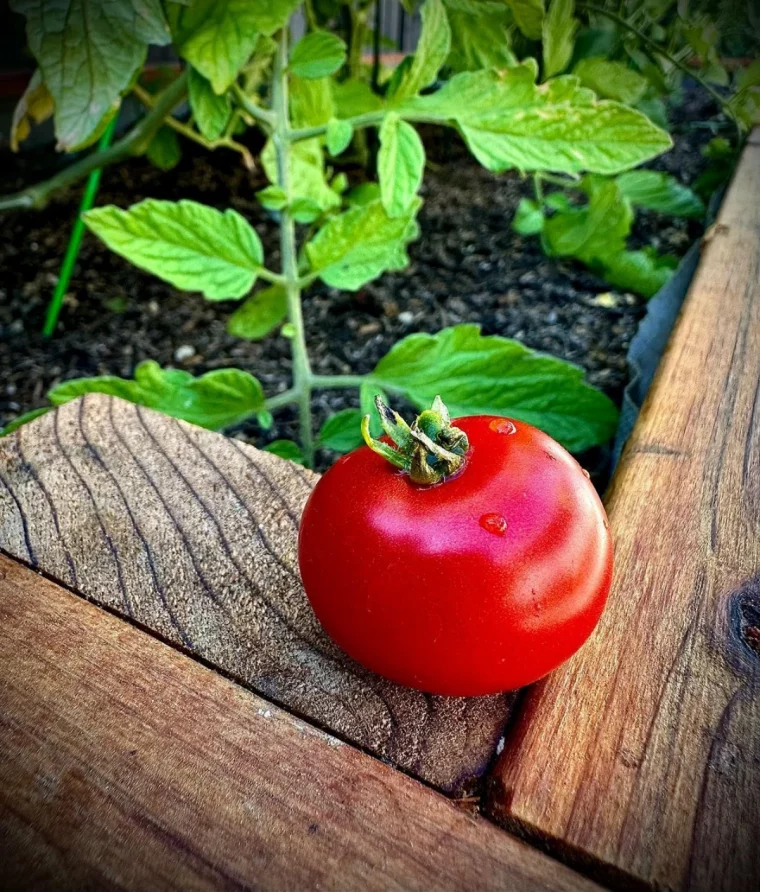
[298,416,613,697]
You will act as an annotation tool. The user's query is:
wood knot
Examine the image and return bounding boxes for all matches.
[729,577,760,661]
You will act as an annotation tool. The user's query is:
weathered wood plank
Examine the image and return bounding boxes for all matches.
[487,137,760,891]
[0,393,512,793]
[0,554,599,892]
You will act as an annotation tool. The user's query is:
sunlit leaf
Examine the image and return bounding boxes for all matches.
[46,362,267,431]
[378,114,426,217]
[373,324,618,452]
[84,199,264,301]
[227,286,287,340]
[305,198,422,290]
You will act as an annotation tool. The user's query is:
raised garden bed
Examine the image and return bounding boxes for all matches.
[1,130,758,892]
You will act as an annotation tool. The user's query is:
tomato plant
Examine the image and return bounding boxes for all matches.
[299,397,613,695]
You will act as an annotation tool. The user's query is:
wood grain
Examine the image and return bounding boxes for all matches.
[487,138,760,890]
[0,394,512,793]
[0,553,600,892]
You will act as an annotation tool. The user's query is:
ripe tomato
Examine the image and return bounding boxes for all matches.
[298,404,613,697]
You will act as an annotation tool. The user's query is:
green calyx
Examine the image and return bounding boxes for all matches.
[361,395,469,485]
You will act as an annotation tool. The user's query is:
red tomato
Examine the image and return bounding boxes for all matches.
[298,415,613,696]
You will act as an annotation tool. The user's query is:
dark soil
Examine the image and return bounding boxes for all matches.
[0,87,720,473]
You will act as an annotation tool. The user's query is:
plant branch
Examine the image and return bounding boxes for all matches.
[304,0,318,30]
[272,28,316,467]
[132,83,254,168]
[257,268,288,286]
[533,172,544,204]
[310,374,370,389]
[577,3,733,122]
[289,110,447,143]
[265,387,300,411]
[231,82,276,130]
[0,72,188,213]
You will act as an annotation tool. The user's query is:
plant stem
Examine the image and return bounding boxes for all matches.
[230,82,276,130]
[257,268,288,286]
[310,374,370,390]
[272,27,316,467]
[289,110,445,144]
[133,83,253,167]
[533,172,544,204]
[576,3,734,123]
[372,0,382,92]
[0,72,188,213]
[265,387,300,411]
[304,0,318,30]
[290,110,384,142]
[42,116,118,337]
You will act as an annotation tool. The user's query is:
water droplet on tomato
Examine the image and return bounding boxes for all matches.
[480,513,508,536]
[582,468,591,479]
[490,419,516,435]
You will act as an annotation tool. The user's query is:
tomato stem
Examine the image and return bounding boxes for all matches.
[361,396,469,485]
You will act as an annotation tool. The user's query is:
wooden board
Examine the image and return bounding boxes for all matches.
[0,394,513,793]
[487,137,760,891]
[0,553,600,892]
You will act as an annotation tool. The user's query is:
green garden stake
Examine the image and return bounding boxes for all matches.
[43,115,118,337]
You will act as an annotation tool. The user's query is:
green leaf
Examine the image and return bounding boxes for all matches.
[378,115,426,218]
[397,62,672,175]
[506,0,545,39]
[346,183,382,207]
[84,199,264,301]
[442,0,516,72]
[227,285,287,340]
[318,409,365,453]
[262,138,341,213]
[543,0,577,79]
[256,185,288,210]
[615,170,704,217]
[372,324,618,452]
[326,118,354,156]
[0,406,50,437]
[513,198,545,235]
[168,0,300,93]
[290,198,324,223]
[331,172,349,194]
[247,0,303,35]
[262,76,339,213]
[305,198,422,291]
[573,58,648,105]
[146,126,181,171]
[635,96,669,129]
[601,248,676,298]
[389,0,451,103]
[263,439,306,465]
[543,177,632,266]
[188,68,231,139]
[545,191,572,211]
[12,0,170,150]
[290,31,346,79]
[332,79,384,118]
[10,69,54,151]
[47,362,267,431]
[291,74,335,127]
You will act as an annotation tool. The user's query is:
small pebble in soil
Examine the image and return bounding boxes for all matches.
[174,344,196,362]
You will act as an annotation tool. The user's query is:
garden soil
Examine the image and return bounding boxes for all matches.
[0,88,717,476]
